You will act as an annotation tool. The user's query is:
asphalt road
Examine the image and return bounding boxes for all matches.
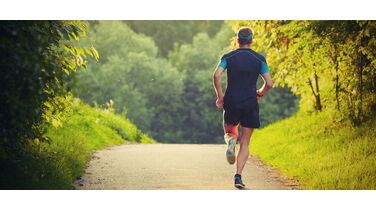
[74,144,299,190]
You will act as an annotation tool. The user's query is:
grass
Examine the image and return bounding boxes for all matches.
[250,110,376,189]
[2,98,155,189]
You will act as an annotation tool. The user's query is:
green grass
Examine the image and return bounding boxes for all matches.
[250,110,376,189]
[4,98,155,189]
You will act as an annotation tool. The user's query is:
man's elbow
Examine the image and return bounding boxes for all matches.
[213,72,221,80]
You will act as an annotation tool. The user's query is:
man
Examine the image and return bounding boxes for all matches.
[212,27,273,189]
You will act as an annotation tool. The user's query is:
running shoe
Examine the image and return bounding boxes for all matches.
[225,134,237,164]
[234,174,245,189]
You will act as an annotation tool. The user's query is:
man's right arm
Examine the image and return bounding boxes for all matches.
[213,66,224,109]
[257,60,273,99]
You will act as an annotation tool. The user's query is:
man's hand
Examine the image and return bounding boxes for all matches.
[216,97,224,109]
[256,90,262,103]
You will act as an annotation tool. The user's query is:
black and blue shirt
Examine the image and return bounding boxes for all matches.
[218,48,270,106]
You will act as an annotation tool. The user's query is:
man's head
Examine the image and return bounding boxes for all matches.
[237,27,253,47]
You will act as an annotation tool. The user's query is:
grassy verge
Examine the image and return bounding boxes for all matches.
[2,98,155,189]
[250,110,376,189]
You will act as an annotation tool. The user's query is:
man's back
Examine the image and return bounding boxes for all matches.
[220,48,267,107]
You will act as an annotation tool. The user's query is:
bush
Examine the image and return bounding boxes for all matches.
[0,97,155,189]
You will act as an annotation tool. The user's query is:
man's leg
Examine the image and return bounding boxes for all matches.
[223,121,238,164]
[236,127,254,175]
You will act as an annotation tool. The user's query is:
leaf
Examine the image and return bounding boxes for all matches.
[60,29,70,40]
[62,68,69,75]
[69,31,78,40]
[51,118,61,128]
[91,47,99,61]
[84,48,93,57]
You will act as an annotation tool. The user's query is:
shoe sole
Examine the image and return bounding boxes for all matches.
[226,139,236,164]
[235,183,245,189]
[226,150,235,164]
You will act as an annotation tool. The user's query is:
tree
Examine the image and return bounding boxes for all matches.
[125,20,223,57]
[0,21,95,149]
[0,21,96,188]
[74,21,183,142]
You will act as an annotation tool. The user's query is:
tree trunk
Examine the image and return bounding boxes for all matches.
[335,71,340,110]
[308,74,322,111]
[333,50,340,111]
[314,72,322,111]
[357,50,363,122]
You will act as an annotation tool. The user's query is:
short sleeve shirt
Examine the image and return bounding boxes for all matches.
[218,51,270,75]
[217,48,269,104]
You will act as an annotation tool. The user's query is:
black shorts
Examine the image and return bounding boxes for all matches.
[223,98,260,128]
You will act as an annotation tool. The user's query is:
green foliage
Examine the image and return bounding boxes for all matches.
[168,30,232,143]
[0,97,155,189]
[87,21,158,62]
[0,21,96,144]
[125,20,223,57]
[228,21,376,124]
[250,110,376,189]
[0,21,99,184]
[74,21,184,142]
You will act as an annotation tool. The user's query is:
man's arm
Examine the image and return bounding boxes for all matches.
[257,73,273,99]
[213,66,224,109]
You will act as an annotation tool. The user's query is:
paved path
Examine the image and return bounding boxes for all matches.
[74,144,299,190]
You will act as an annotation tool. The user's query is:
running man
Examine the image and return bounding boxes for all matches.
[212,27,273,189]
